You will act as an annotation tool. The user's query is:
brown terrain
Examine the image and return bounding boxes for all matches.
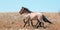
[0,12,60,30]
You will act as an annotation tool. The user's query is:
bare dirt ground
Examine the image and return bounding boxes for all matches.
[0,12,60,30]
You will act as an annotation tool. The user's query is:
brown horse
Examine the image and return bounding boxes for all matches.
[19,7,52,28]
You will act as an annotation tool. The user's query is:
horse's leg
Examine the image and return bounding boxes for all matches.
[23,19,25,23]
[23,16,30,27]
[23,19,26,27]
[41,22,46,29]
[23,19,28,27]
[27,18,30,26]
[27,20,30,26]
[36,20,40,25]
[31,20,34,27]
[39,19,46,29]
[39,22,44,27]
[31,20,38,28]
[36,20,40,28]
[36,20,44,28]
[36,19,44,28]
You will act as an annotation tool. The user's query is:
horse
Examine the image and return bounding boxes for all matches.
[19,7,52,28]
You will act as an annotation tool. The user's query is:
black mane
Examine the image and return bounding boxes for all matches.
[22,7,32,13]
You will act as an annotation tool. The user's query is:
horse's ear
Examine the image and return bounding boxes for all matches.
[22,7,24,9]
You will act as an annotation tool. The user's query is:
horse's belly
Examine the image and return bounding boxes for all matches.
[31,17,38,20]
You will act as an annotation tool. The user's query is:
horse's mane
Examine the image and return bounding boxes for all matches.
[22,7,32,13]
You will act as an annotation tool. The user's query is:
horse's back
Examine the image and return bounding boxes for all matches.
[30,12,42,16]
[29,12,43,19]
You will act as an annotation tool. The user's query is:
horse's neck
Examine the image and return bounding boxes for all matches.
[22,13,29,15]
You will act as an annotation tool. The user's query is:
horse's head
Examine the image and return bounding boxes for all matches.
[19,7,32,14]
[19,7,27,14]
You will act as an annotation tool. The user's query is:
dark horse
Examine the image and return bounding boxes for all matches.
[19,7,52,28]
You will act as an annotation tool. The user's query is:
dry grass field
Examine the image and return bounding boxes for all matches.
[0,12,60,30]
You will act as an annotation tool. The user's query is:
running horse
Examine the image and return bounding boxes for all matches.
[19,7,52,28]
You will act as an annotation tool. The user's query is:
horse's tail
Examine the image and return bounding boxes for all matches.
[42,15,52,24]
